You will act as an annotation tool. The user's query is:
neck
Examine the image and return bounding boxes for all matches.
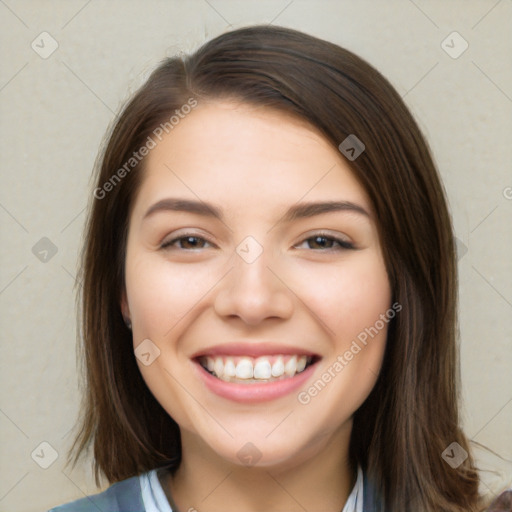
[164,423,356,512]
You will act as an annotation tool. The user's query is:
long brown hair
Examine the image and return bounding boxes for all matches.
[69,25,486,511]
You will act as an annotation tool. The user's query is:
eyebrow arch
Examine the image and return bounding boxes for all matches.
[279,200,370,224]
[143,198,370,223]
[144,198,224,221]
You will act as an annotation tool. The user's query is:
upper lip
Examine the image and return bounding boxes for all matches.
[190,342,320,359]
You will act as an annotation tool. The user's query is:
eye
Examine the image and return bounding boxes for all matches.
[161,234,213,250]
[295,233,355,251]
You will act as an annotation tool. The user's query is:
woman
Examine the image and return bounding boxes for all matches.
[49,25,493,511]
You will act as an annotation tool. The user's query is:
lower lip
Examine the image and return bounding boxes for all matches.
[194,361,318,403]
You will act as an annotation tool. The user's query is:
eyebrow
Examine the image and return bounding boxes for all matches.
[143,198,370,223]
[280,200,370,223]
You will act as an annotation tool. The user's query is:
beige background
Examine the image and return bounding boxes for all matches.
[0,1,511,510]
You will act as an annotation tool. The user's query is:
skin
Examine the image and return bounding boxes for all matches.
[121,100,391,512]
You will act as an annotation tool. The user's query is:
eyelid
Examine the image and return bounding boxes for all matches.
[294,230,355,250]
[160,230,216,249]
[159,230,355,251]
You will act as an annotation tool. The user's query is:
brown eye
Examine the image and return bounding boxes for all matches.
[308,236,335,249]
[296,234,354,251]
[161,235,211,250]
[297,234,355,251]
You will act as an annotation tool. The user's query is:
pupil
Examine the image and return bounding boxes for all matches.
[185,237,199,247]
[314,236,330,248]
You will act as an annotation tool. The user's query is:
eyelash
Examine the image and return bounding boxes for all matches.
[161,235,213,251]
[295,233,355,251]
[160,232,355,251]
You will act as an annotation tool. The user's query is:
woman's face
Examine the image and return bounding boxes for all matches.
[122,100,392,468]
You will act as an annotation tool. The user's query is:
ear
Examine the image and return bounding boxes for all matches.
[120,288,131,323]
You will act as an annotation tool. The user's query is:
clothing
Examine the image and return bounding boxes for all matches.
[487,489,512,511]
[140,469,173,511]
[341,465,364,512]
[48,464,379,511]
[140,465,364,512]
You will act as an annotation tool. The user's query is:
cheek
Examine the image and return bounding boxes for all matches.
[294,253,391,412]
[125,254,218,336]
[291,252,391,339]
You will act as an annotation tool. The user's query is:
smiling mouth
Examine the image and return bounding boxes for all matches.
[197,354,319,384]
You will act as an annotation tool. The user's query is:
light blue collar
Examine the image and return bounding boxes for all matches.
[140,465,364,512]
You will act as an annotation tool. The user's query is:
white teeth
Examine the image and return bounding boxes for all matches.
[201,354,313,382]
[271,356,285,377]
[253,358,272,379]
[214,357,224,377]
[224,358,236,378]
[296,355,307,373]
[284,355,297,376]
[235,358,253,379]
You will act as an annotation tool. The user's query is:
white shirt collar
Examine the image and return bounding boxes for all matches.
[140,464,364,512]
[341,464,364,512]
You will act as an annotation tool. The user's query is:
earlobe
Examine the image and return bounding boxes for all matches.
[120,289,132,330]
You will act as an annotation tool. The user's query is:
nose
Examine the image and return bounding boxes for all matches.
[214,246,294,326]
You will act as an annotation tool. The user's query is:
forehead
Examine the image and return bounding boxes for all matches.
[132,101,372,218]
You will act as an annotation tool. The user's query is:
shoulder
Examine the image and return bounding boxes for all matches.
[487,489,512,511]
[362,470,385,511]
[47,474,146,512]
